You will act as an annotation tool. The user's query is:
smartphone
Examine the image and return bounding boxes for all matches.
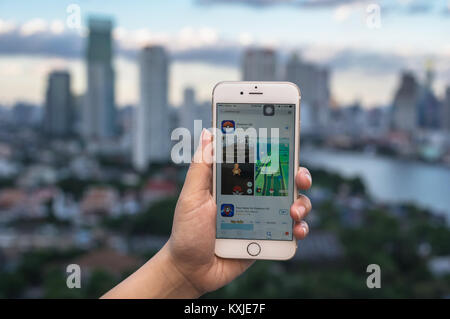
[212,81,301,260]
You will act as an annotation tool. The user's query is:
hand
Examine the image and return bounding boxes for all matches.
[164,129,313,296]
[102,129,313,299]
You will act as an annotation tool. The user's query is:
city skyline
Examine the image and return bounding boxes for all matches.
[0,0,449,108]
[4,18,449,146]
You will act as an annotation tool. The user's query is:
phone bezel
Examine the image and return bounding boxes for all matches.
[212,81,301,260]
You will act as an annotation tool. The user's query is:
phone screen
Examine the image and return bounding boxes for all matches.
[216,103,295,241]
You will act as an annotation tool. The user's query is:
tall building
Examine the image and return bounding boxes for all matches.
[242,48,277,81]
[179,87,210,143]
[341,101,367,136]
[286,53,330,131]
[72,94,84,135]
[391,71,420,132]
[133,46,169,171]
[44,71,72,136]
[83,17,116,140]
[184,87,195,108]
[179,88,196,138]
[12,102,41,127]
[417,62,440,130]
[443,87,450,132]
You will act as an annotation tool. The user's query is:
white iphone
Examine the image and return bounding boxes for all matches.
[212,81,301,260]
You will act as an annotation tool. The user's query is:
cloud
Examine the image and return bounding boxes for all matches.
[172,46,241,65]
[0,20,240,66]
[333,4,357,21]
[197,0,449,15]
[327,50,406,74]
[0,18,448,78]
[0,20,16,34]
[20,18,48,36]
[197,0,364,8]
[197,0,293,7]
[0,28,83,59]
[49,20,65,35]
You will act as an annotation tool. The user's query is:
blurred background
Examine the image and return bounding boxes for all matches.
[0,0,450,298]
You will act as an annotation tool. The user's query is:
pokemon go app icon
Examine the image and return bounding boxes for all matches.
[221,204,234,217]
[221,120,235,134]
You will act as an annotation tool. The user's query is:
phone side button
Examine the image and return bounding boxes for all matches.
[247,242,261,256]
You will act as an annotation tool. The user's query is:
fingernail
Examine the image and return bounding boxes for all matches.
[301,222,309,236]
[200,129,212,145]
[297,206,305,220]
[304,171,312,185]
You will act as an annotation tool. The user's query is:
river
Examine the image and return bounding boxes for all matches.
[300,147,450,219]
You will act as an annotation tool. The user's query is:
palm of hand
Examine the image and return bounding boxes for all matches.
[168,187,253,294]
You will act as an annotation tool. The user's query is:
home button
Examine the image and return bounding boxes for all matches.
[247,242,261,256]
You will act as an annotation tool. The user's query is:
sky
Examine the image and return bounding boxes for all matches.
[0,0,449,108]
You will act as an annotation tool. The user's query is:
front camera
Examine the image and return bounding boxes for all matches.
[240,91,243,95]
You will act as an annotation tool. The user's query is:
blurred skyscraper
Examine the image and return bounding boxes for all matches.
[83,17,116,140]
[12,102,41,127]
[179,87,210,144]
[443,87,450,132]
[242,48,277,81]
[286,53,330,132]
[133,46,169,171]
[179,87,196,138]
[340,101,366,136]
[391,71,419,133]
[44,71,73,137]
[417,62,440,130]
[184,87,195,108]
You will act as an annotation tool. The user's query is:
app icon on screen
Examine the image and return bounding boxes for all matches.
[221,204,234,217]
[221,120,235,133]
[232,185,243,195]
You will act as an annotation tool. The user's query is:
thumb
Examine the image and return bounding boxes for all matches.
[181,129,213,195]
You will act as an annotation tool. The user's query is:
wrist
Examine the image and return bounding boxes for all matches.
[155,243,203,298]
[101,242,202,299]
